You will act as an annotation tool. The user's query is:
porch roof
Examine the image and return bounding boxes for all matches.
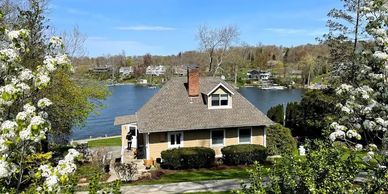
[114,114,137,126]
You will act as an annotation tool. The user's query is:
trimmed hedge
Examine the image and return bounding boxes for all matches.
[266,124,297,156]
[161,147,215,169]
[221,144,267,165]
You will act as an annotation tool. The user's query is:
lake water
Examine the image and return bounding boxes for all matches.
[71,85,304,140]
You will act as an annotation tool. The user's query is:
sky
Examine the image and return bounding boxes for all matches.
[48,0,343,57]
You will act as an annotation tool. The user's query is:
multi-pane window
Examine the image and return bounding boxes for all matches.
[239,128,251,144]
[211,94,228,106]
[169,132,182,148]
[211,130,224,146]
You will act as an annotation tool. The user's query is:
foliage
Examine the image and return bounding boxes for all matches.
[328,0,387,148]
[45,72,109,142]
[4,0,109,144]
[241,140,388,193]
[285,89,336,138]
[266,124,297,156]
[0,12,80,193]
[221,144,267,165]
[88,173,121,194]
[114,162,138,182]
[266,104,284,124]
[161,147,215,169]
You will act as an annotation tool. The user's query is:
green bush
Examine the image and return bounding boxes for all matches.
[266,124,297,156]
[161,147,215,169]
[221,144,267,165]
[267,104,284,124]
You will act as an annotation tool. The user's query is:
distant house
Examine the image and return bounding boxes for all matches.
[247,70,271,81]
[90,66,112,73]
[119,67,134,76]
[174,65,188,77]
[290,70,303,79]
[115,65,273,162]
[258,70,271,81]
[146,65,166,76]
[247,70,260,80]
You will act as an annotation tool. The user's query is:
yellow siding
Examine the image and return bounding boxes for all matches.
[149,132,168,160]
[146,127,265,160]
[213,87,227,94]
[252,127,265,145]
[121,125,128,149]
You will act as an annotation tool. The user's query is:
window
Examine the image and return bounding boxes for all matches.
[211,130,224,146]
[168,132,183,148]
[239,128,251,144]
[211,94,228,106]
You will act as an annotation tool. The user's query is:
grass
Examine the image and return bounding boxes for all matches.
[87,137,121,147]
[75,163,110,182]
[129,166,251,186]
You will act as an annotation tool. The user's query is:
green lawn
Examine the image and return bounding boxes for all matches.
[75,163,110,182]
[87,137,121,147]
[130,166,251,186]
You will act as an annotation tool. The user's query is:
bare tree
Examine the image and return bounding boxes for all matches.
[61,25,87,57]
[197,24,239,76]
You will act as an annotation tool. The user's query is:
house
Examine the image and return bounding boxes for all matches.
[146,65,166,76]
[247,70,271,81]
[119,66,134,76]
[114,65,273,162]
[89,66,112,73]
[247,70,260,80]
[258,70,271,81]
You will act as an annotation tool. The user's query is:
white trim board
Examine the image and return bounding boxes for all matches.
[206,83,235,96]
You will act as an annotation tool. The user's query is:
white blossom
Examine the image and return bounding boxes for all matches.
[373,51,388,61]
[49,36,63,47]
[37,98,52,108]
[30,116,45,126]
[0,159,13,178]
[18,69,33,81]
[355,144,363,151]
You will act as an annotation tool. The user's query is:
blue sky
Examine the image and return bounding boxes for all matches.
[48,0,342,57]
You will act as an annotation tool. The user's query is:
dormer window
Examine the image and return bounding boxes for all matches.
[211,94,228,106]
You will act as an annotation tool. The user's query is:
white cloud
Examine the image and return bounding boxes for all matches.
[116,25,176,31]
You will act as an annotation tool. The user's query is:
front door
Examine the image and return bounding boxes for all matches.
[127,124,137,148]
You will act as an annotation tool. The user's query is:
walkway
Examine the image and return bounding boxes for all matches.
[120,179,242,194]
[76,179,242,194]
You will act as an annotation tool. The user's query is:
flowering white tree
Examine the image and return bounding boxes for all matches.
[330,0,387,156]
[0,15,79,192]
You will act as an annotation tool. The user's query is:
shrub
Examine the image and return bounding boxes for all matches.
[114,162,138,182]
[266,124,297,156]
[161,147,215,169]
[267,104,284,124]
[221,144,267,165]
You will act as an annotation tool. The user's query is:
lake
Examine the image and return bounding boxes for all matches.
[71,85,304,140]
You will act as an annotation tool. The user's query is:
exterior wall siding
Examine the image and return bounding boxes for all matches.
[146,126,266,160]
[149,132,168,160]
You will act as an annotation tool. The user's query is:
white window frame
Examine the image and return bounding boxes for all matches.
[168,131,184,148]
[210,129,225,147]
[238,127,252,144]
[209,94,232,109]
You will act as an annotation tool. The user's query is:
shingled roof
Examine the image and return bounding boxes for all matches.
[134,77,273,133]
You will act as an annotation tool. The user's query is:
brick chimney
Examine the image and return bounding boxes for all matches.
[187,65,200,97]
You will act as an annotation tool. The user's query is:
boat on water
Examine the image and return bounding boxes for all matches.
[261,85,287,90]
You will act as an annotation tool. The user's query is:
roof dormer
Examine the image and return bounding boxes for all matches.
[207,83,234,109]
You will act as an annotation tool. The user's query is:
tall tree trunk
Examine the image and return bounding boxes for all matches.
[353,0,361,53]
[234,64,238,86]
